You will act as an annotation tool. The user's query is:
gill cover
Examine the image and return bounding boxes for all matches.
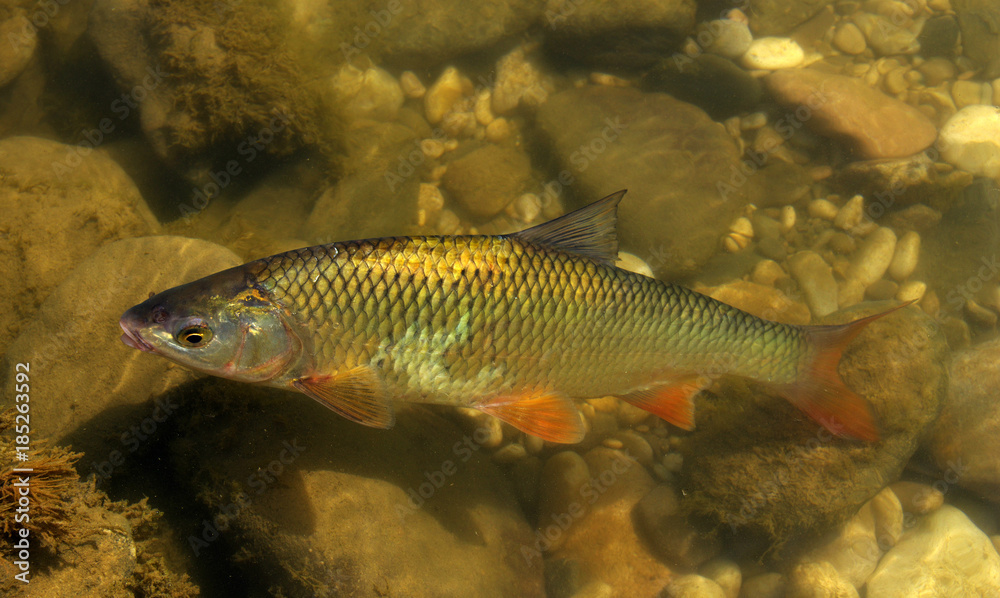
[119,264,303,383]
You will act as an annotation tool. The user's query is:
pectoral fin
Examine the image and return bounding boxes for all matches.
[617,375,710,431]
[293,366,395,429]
[478,390,585,444]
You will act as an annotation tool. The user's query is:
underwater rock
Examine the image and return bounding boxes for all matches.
[698,558,741,598]
[954,0,1000,79]
[847,227,897,287]
[796,487,901,588]
[764,69,937,160]
[0,7,36,88]
[787,250,839,318]
[0,236,241,460]
[340,0,542,69]
[635,483,721,569]
[830,155,973,212]
[442,144,533,219]
[88,0,333,177]
[924,336,1000,502]
[0,136,159,353]
[832,22,866,55]
[329,64,404,124]
[661,574,728,598]
[535,86,748,280]
[678,302,948,550]
[738,572,785,598]
[745,0,832,36]
[938,105,1000,180]
[546,447,674,595]
[701,280,811,325]
[696,19,753,60]
[543,0,696,69]
[305,121,423,242]
[492,46,554,115]
[171,382,544,598]
[866,505,1000,596]
[852,13,920,56]
[740,37,804,70]
[917,15,960,58]
[786,562,858,598]
[640,54,763,121]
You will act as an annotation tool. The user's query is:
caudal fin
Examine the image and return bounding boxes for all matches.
[780,301,914,441]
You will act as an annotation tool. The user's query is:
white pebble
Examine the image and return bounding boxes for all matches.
[485,117,511,143]
[938,105,1000,179]
[888,231,920,281]
[616,252,654,277]
[808,199,839,221]
[834,195,865,231]
[474,90,494,126]
[848,227,897,286]
[740,37,805,70]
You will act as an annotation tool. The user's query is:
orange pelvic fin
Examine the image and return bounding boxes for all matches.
[617,375,710,431]
[782,301,913,441]
[478,391,585,444]
[293,365,395,429]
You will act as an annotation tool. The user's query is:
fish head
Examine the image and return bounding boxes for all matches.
[119,265,304,383]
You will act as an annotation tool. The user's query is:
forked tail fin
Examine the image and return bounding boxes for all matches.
[780,301,914,441]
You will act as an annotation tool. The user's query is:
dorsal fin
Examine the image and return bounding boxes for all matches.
[512,190,626,265]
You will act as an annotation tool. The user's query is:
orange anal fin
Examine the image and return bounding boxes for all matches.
[293,365,395,429]
[478,391,585,444]
[617,375,709,431]
[781,301,913,441]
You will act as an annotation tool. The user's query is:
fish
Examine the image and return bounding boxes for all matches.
[120,190,903,444]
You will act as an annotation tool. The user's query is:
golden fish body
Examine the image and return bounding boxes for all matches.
[121,191,893,442]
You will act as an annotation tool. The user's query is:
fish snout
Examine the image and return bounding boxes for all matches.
[119,312,155,353]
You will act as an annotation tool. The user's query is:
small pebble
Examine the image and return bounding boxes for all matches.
[751,259,785,287]
[474,90,494,125]
[757,237,787,261]
[834,195,865,231]
[662,574,727,598]
[964,299,998,327]
[601,438,624,450]
[808,199,839,220]
[883,67,909,95]
[828,232,857,254]
[847,227,897,286]
[786,562,859,598]
[739,573,785,598]
[896,280,926,302]
[699,558,741,598]
[838,278,866,308]
[866,279,899,301]
[951,80,991,109]
[697,19,753,60]
[512,192,541,223]
[420,138,445,159]
[741,37,805,70]
[485,117,511,143]
[741,112,768,130]
[870,486,904,549]
[779,205,796,232]
[523,433,544,455]
[436,209,460,233]
[417,183,445,212]
[788,250,840,317]
[492,442,527,463]
[400,71,426,98]
[571,581,614,598]
[730,217,754,238]
[890,481,944,514]
[833,22,867,54]
[424,67,466,124]
[888,230,920,281]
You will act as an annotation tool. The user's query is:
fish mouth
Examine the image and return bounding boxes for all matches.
[119,320,155,353]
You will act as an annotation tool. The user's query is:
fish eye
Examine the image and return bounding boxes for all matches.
[176,324,213,348]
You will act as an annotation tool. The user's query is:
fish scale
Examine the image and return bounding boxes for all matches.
[251,235,808,405]
[121,190,896,443]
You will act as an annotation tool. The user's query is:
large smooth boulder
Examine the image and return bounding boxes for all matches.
[535,86,748,280]
[0,136,159,353]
